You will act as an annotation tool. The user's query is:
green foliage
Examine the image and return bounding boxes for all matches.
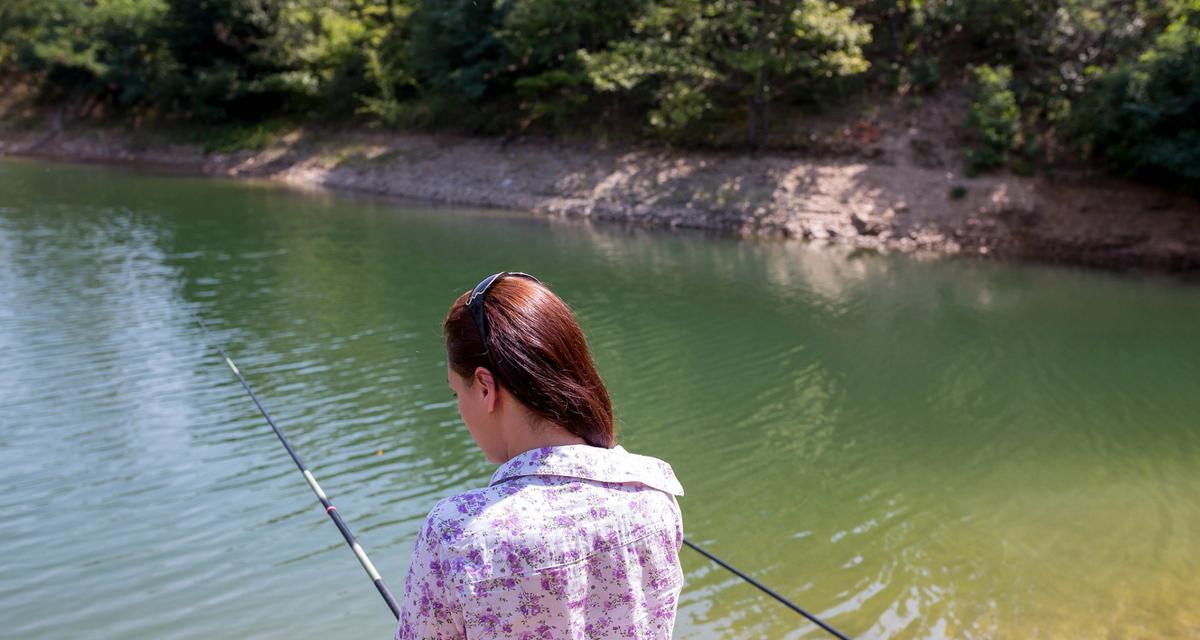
[1,0,1198,193]
[0,0,393,120]
[1070,3,1200,191]
[512,69,587,129]
[0,0,175,106]
[964,64,1022,174]
[358,46,418,127]
[580,0,871,144]
[853,0,1182,171]
[386,0,644,131]
[904,57,940,93]
[499,0,645,128]
[500,0,645,69]
[154,0,316,120]
[407,0,511,104]
[289,5,381,116]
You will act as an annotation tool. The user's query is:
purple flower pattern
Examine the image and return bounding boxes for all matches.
[395,445,685,639]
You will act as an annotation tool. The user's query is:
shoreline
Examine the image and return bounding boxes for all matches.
[2,123,1198,275]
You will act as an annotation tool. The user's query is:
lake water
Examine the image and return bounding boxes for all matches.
[1,158,1198,639]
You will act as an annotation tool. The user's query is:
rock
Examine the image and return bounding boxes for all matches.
[851,213,883,236]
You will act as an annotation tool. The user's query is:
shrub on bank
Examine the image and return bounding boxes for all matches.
[1070,6,1200,193]
[964,65,1022,175]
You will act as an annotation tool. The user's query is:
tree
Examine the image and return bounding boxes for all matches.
[580,0,871,145]
[406,0,512,104]
[499,0,646,129]
[0,0,174,110]
[156,0,313,120]
[1072,2,1200,192]
[964,64,1023,174]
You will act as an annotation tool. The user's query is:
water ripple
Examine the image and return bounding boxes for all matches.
[3,159,1200,640]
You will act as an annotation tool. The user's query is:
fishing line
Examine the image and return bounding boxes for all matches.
[198,318,851,637]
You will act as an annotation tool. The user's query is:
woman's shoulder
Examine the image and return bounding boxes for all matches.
[420,484,518,547]
[426,487,493,524]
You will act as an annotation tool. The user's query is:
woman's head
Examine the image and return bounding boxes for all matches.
[443,273,615,451]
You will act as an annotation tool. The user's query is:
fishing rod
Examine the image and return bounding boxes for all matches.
[199,319,850,637]
[196,318,401,619]
[682,539,852,640]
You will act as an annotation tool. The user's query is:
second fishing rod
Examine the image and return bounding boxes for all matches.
[201,318,851,639]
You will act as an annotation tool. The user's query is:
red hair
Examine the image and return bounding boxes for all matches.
[443,277,615,448]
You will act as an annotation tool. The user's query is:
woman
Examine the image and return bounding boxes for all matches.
[395,272,685,639]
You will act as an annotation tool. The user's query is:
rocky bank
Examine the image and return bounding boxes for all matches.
[2,121,1198,274]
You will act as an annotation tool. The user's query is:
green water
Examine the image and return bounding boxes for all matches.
[1,158,1198,639]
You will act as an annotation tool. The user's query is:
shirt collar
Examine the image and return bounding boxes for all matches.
[489,444,684,496]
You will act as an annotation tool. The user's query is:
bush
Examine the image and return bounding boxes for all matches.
[964,64,1022,174]
[407,0,512,104]
[906,57,940,93]
[580,0,871,144]
[155,0,321,121]
[358,48,409,127]
[376,0,647,132]
[0,0,176,109]
[512,69,588,129]
[499,0,645,129]
[1071,7,1200,192]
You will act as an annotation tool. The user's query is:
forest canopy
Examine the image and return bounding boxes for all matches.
[1,0,1197,190]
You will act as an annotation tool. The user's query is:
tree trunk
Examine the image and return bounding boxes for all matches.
[747,93,759,148]
[747,0,769,149]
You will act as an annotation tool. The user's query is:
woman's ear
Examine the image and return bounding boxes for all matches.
[474,367,498,411]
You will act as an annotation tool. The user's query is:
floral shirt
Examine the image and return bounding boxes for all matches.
[394,444,685,640]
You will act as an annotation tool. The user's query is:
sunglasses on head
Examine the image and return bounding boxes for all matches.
[466,272,540,352]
